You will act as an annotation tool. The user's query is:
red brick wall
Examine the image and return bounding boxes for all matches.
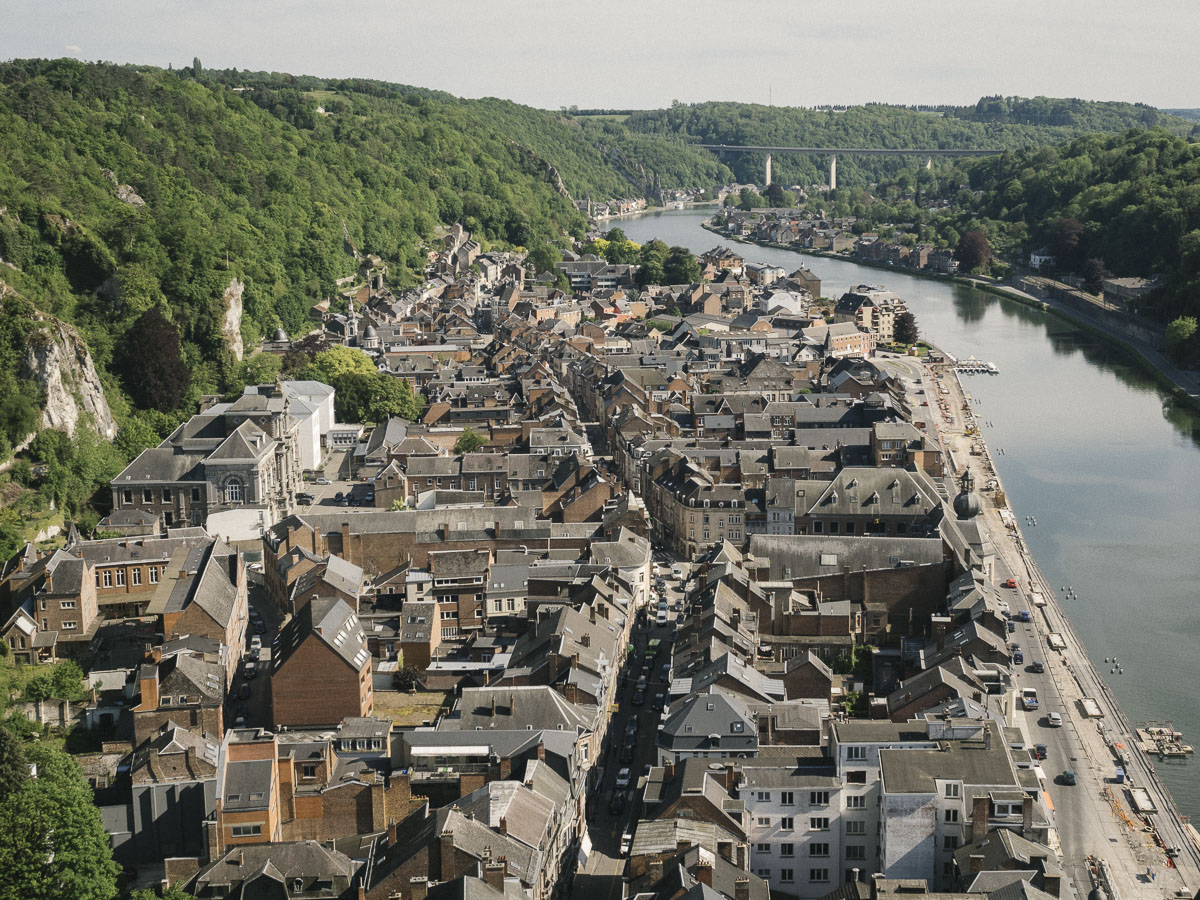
[270,638,370,727]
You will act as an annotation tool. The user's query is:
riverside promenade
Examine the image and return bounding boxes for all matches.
[926,358,1200,899]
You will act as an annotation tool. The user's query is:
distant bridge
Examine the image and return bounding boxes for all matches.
[695,143,1005,189]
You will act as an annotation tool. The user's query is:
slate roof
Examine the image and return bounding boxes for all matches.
[274,597,370,674]
[879,720,1019,794]
[194,841,356,894]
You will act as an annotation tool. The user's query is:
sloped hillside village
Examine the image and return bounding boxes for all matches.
[3,226,1061,900]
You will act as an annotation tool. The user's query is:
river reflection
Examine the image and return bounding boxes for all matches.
[613,207,1200,814]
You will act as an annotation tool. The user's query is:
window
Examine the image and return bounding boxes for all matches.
[301,763,318,778]
[847,770,867,784]
[192,487,201,502]
[809,843,829,857]
[225,478,243,504]
[122,489,133,504]
[780,843,794,857]
[943,862,955,878]
[945,783,961,799]
[61,620,77,630]
[846,846,866,861]
[95,574,101,588]
[780,817,794,831]
[115,570,126,586]
[148,566,159,584]
[102,571,112,588]
[810,791,829,806]
[755,791,771,802]
[780,791,794,805]
[231,824,263,838]
[943,836,959,850]
[780,868,794,883]
[810,869,830,883]
[60,600,75,610]
[755,843,771,854]
[945,809,959,823]
[755,817,771,827]
[756,870,771,880]
[846,821,866,835]
[143,489,153,503]
[162,487,172,501]
[810,817,829,831]
[132,568,141,586]
[829,522,839,534]
[812,522,823,534]
[847,745,867,760]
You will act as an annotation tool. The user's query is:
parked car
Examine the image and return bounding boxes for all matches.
[620,743,635,763]
[615,768,631,789]
[334,491,343,501]
[239,682,251,700]
[632,690,645,706]
[244,661,257,679]
[1048,711,1063,727]
[1002,578,1018,589]
[255,621,266,634]
[250,635,262,652]
[620,831,634,856]
[608,792,626,815]
[296,492,314,504]
[1033,744,1047,760]
[315,477,331,485]
[1007,620,1016,633]
[652,692,665,711]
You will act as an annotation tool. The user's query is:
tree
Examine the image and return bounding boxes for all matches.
[302,345,376,382]
[1081,258,1107,294]
[764,183,786,206]
[663,246,701,285]
[0,731,26,803]
[120,307,191,412]
[50,661,85,701]
[392,666,423,691]
[388,499,407,511]
[0,742,120,900]
[454,426,486,454]
[894,311,919,345]
[1165,316,1197,363]
[955,230,992,273]
[1049,217,1085,267]
[636,239,668,287]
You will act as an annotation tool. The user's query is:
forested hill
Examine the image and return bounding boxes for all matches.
[624,99,1196,186]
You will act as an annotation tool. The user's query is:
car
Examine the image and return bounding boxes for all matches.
[1033,744,1047,760]
[671,566,683,578]
[334,491,343,501]
[656,610,669,626]
[608,792,627,815]
[1030,660,1045,673]
[1002,578,1018,589]
[1017,610,1032,622]
[642,763,653,779]
[296,492,314,504]
[1021,688,1038,710]
[1061,769,1077,786]
[632,690,645,706]
[250,635,262,652]
[920,400,929,406]
[1007,620,1017,633]
[1011,645,1024,664]
[255,621,266,634]
[1048,712,1063,727]
[652,692,665,711]
[315,477,331,485]
[625,719,639,737]
[636,676,648,692]
[234,714,246,727]
[615,768,632,789]
[620,831,634,855]
[660,663,671,681]
[239,682,251,700]
[620,743,635,763]
[245,662,257,679]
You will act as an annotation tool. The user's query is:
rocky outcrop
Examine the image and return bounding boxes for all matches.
[20,314,117,439]
[221,277,245,361]
[115,184,146,208]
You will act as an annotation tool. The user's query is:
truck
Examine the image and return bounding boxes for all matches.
[1021,688,1039,710]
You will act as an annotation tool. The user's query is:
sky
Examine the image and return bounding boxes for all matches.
[2,0,1198,110]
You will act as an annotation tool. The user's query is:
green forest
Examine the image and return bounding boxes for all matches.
[624,98,1197,187]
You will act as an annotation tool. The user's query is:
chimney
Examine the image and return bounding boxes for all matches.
[499,755,512,780]
[1021,795,1034,839]
[484,859,507,893]
[387,819,398,846]
[850,868,861,884]
[664,759,675,781]
[971,795,989,842]
[589,605,596,624]
[138,666,160,712]
[490,694,497,717]
[969,853,985,874]
[677,840,693,853]
[409,877,429,900]
[439,828,457,882]
[580,633,591,648]
[357,886,365,900]
[724,764,738,791]
[498,816,507,836]
[735,877,750,900]
[647,856,664,884]
[696,860,713,887]
[735,844,746,869]
[509,693,516,717]
[536,739,545,762]
[150,646,163,664]
[203,819,221,862]
[1042,871,1062,897]
[717,841,733,863]
[564,683,579,704]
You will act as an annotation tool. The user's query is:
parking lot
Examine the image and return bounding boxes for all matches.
[293,450,377,510]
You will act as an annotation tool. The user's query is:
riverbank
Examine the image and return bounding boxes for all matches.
[704,220,1200,413]
[930,361,1200,896]
[593,199,719,223]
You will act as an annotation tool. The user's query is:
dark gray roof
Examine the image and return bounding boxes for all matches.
[221,758,275,811]
[274,597,370,674]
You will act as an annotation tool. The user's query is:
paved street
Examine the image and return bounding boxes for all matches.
[573,559,691,898]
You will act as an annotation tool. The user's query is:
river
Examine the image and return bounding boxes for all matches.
[617,208,1200,815]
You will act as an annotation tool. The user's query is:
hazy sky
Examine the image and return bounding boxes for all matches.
[2,0,1197,110]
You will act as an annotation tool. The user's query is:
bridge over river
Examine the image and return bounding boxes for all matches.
[695,142,1005,188]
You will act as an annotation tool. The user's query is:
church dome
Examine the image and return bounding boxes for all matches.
[272,327,288,342]
[363,324,379,339]
[953,470,982,520]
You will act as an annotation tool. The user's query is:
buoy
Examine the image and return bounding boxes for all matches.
[1105,657,1110,663]
[1112,667,1117,674]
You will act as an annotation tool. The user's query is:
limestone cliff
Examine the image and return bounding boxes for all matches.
[19,314,117,439]
[221,277,245,361]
